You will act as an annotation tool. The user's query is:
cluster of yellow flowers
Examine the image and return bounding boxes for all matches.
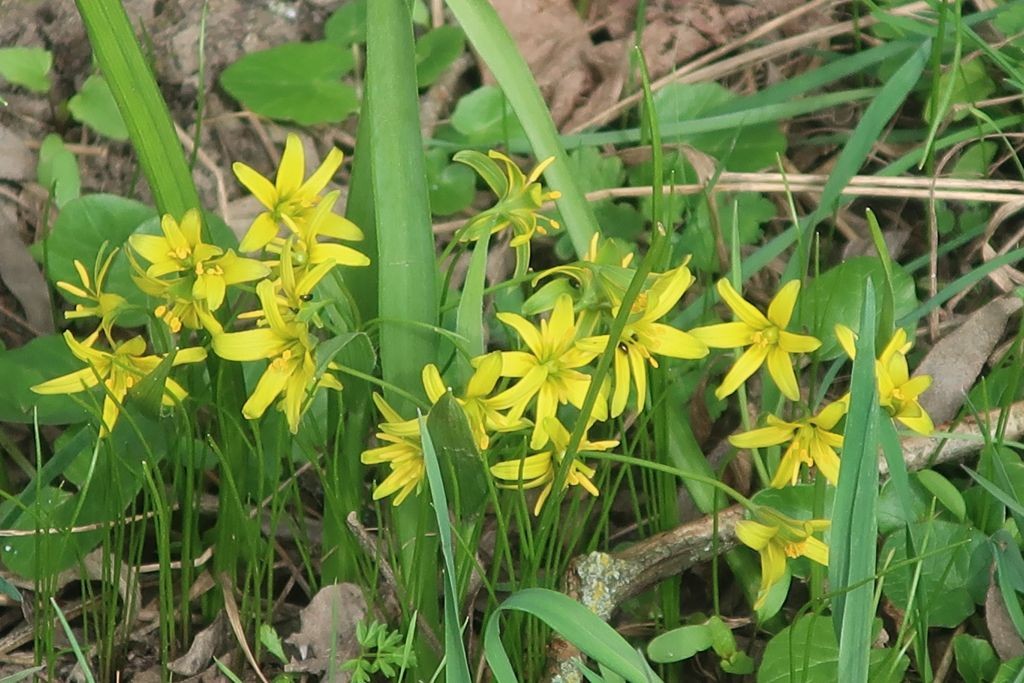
[359,152,935,611]
[33,134,369,435]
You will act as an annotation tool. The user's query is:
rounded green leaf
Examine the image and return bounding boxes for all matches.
[426,149,475,216]
[794,256,918,359]
[324,0,366,46]
[915,469,967,521]
[416,26,466,87]
[0,335,91,424]
[647,624,712,663]
[68,74,129,140]
[0,46,52,92]
[36,134,81,208]
[450,85,526,146]
[220,41,359,125]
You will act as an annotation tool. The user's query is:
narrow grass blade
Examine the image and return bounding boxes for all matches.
[483,588,662,683]
[754,40,930,281]
[444,0,599,257]
[830,280,880,683]
[420,414,472,682]
[74,0,200,217]
[865,208,896,345]
[51,597,97,683]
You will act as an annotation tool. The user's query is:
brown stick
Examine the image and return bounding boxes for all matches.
[546,400,1024,680]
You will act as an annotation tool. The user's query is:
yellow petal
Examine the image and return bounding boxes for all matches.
[834,324,857,359]
[32,367,99,394]
[233,162,278,211]
[715,344,769,400]
[897,407,934,435]
[130,234,173,267]
[546,294,576,353]
[690,322,755,349]
[735,519,778,552]
[628,343,648,414]
[641,323,709,359]
[815,400,848,430]
[497,313,544,358]
[811,439,840,486]
[466,352,502,398]
[766,347,800,401]
[213,329,289,361]
[300,146,345,197]
[901,374,932,400]
[276,134,305,197]
[799,536,830,567]
[241,363,291,420]
[310,242,370,267]
[180,209,203,247]
[490,453,552,483]
[172,347,208,366]
[716,279,769,329]
[770,449,802,488]
[239,213,281,252]
[644,264,693,322]
[318,212,364,241]
[610,347,630,418]
[219,252,271,284]
[421,364,447,403]
[767,280,801,328]
[729,423,795,449]
[778,330,821,354]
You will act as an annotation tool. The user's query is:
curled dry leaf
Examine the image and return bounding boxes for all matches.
[168,611,230,676]
[915,297,1022,425]
[0,202,53,334]
[986,565,1024,661]
[285,582,366,681]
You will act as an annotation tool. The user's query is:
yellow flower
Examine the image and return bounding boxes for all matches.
[735,510,830,609]
[211,279,341,433]
[578,262,708,416]
[489,294,601,448]
[55,245,127,338]
[233,133,361,252]
[31,331,206,436]
[730,400,847,488]
[691,279,821,401]
[273,190,369,270]
[454,150,561,247]
[129,209,268,330]
[490,417,617,515]
[361,393,425,505]
[835,325,933,435]
[421,353,527,450]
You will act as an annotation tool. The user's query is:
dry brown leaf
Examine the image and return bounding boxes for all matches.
[0,127,33,182]
[986,566,1024,661]
[285,582,366,682]
[489,0,595,127]
[915,297,1022,425]
[0,202,53,334]
[169,612,230,676]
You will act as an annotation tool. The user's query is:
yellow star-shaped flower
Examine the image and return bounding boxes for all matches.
[730,400,847,487]
[735,509,830,609]
[490,417,616,515]
[692,279,820,401]
[361,393,425,506]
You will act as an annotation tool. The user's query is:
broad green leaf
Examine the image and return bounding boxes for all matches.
[993,657,1024,683]
[37,134,81,208]
[795,257,917,359]
[647,624,712,663]
[954,633,999,683]
[42,194,157,326]
[877,476,931,535]
[952,140,998,179]
[758,614,907,683]
[925,59,996,124]
[915,469,967,521]
[881,519,988,628]
[425,148,475,216]
[416,26,465,87]
[0,335,91,424]
[0,47,52,92]
[450,85,526,146]
[653,82,786,171]
[426,392,488,516]
[220,41,359,125]
[324,0,367,46]
[683,193,775,274]
[68,74,129,140]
